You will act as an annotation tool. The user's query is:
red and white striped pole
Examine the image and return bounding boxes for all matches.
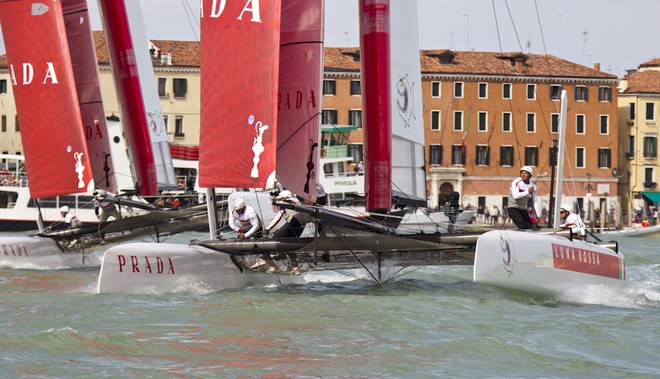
[98,0,158,196]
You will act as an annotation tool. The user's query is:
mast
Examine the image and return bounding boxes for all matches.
[552,90,568,226]
[359,0,392,212]
[97,0,159,196]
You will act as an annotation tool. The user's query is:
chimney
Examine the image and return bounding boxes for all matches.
[594,62,601,71]
[515,59,523,74]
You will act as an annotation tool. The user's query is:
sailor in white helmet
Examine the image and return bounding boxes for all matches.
[94,189,121,224]
[263,190,308,274]
[59,205,82,229]
[265,190,298,236]
[507,165,541,229]
[228,197,263,239]
[559,203,586,239]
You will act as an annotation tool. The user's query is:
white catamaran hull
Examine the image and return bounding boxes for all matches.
[0,236,101,269]
[97,243,308,294]
[474,230,626,296]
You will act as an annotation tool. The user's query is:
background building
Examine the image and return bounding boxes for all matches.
[618,58,660,223]
[0,36,632,226]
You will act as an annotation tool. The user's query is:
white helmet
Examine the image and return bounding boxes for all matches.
[520,166,533,176]
[59,205,70,213]
[94,189,107,198]
[278,190,293,199]
[560,203,573,212]
[277,190,300,204]
[233,197,246,211]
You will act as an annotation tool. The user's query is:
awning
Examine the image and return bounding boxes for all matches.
[642,191,660,204]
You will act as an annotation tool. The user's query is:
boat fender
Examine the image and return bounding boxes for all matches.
[596,240,618,253]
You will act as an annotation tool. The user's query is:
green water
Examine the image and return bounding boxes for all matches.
[0,232,658,378]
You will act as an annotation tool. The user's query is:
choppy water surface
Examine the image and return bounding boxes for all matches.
[0,231,658,378]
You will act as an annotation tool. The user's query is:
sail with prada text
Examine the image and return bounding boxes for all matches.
[275,0,324,201]
[0,0,94,198]
[199,0,282,189]
[62,0,118,194]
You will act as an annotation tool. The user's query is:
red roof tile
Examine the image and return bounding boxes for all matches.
[0,34,616,80]
[92,31,200,67]
[639,58,660,68]
[622,70,660,93]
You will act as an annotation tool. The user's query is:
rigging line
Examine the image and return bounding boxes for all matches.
[558,143,582,203]
[531,5,600,212]
[275,112,322,151]
[530,87,554,138]
[492,1,525,167]
[323,224,381,284]
[533,0,555,81]
[503,0,525,53]
[181,0,200,43]
[491,0,504,53]
[441,99,452,142]
[509,101,524,167]
[526,2,557,138]
[319,116,407,204]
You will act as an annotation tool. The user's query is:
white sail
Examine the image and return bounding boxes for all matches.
[124,1,176,188]
[389,0,425,200]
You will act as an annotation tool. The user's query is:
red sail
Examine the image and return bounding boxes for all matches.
[199,1,282,189]
[276,0,324,200]
[62,0,117,193]
[98,0,158,196]
[360,0,392,211]
[0,0,94,199]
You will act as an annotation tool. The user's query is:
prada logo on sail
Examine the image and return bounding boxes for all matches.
[2,244,28,257]
[202,0,263,22]
[117,255,175,274]
[278,90,318,111]
[9,62,59,85]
